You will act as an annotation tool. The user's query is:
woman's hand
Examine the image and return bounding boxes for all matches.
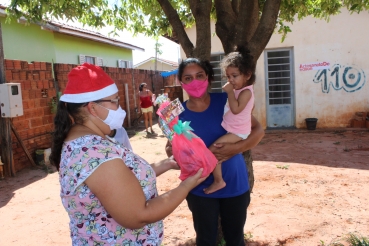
[210,115,265,163]
[167,155,180,170]
[210,142,239,163]
[180,168,208,191]
[151,156,179,176]
[165,140,173,157]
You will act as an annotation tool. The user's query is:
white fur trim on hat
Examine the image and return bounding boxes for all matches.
[60,83,118,103]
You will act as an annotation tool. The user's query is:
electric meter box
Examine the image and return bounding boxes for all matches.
[0,83,24,118]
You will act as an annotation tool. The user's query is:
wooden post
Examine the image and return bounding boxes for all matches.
[10,121,37,167]
[0,22,15,177]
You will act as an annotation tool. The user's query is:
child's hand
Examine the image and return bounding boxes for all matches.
[222,82,233,93]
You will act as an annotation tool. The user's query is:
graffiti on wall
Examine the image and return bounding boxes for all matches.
[313,64,366,93]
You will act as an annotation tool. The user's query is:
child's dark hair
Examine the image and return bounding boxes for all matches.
[177,58,214,83]
[220,45,256,85]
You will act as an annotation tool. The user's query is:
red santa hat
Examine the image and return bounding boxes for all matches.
[60,63,118,103]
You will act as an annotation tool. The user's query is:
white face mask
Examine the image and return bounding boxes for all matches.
[96,104,126,130]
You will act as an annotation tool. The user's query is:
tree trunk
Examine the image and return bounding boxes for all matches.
[243,150,254,193]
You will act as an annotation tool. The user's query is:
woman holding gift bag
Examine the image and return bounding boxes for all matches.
[165,57,264,246]
[50,63,207,245]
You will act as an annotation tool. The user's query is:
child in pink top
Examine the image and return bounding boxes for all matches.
[206,46,256,194]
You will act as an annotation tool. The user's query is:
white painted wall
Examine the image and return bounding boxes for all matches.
[181,9,369,128]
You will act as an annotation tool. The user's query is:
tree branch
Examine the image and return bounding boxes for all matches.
[235,0,259,45]
[248,0,281,61]
[214,0,237,54]
[189,0,212,60]
[232,0,240,16]
[156,0,194,57]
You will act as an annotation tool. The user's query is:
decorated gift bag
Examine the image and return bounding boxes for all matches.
[156,98,218,180]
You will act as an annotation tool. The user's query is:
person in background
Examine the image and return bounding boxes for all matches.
[50,63,207,245]
[107,126,133,150]
[165,57,264,246]
[139,82,156,134]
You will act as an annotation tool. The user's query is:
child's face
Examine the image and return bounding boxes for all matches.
[225,66,251,90]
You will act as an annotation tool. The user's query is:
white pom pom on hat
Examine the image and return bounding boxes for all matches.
[60,63,118,103]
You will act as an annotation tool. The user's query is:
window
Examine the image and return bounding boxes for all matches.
[79,55,103,66]
[210,53,226,93]
[85,56,95,64]
[118,60,132,68]
[266,50,292,105]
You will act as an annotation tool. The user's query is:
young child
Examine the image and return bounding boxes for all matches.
[205,45,256,194]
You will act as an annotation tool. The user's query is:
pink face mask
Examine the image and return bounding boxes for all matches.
[181,79,209,98]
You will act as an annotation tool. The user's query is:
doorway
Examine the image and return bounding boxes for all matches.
[264,48,295,128]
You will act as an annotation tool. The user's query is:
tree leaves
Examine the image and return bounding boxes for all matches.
[5,0,369,59]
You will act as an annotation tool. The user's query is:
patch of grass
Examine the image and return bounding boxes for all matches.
[276,164,290,169]
[244,232,253,241]
[217,238,226,246]
[319,232,369,246]
[345,232,369,246]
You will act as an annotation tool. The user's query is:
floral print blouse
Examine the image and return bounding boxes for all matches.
[59,135,163,246]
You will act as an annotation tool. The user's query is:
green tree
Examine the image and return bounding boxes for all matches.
[6,0,369,62]
[154,38,163,72]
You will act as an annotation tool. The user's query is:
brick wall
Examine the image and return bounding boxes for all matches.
[164,85,183,103]
[163,74,178,87]
[3,59,56,171]
[2,59,168,173]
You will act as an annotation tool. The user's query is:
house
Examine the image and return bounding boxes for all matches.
[134,57,178,71]
[180,9,369,129]
[0,5,144,67]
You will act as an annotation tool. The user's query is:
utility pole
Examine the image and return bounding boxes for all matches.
[0,23,15,177]
[154,39,163,92]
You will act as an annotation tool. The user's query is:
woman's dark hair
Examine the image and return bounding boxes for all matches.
[139,83,147,92]
[177,58,214,83]
[50,101,85,171]
[220,45,256,85]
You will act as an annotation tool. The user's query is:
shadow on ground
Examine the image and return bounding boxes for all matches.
[0,167,52,208]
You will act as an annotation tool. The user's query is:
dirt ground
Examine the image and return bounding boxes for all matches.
[0,121,368,246]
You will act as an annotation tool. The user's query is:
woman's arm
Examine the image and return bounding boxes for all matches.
[165,140,173,157]
[85,158,205,230]
[223,83,251,114]
[150,156,179,177]
[211,115,264,163]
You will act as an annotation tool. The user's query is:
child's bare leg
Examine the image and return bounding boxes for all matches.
[204,163,226,194]
[212,132,243,147]
[205,133,243,194]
